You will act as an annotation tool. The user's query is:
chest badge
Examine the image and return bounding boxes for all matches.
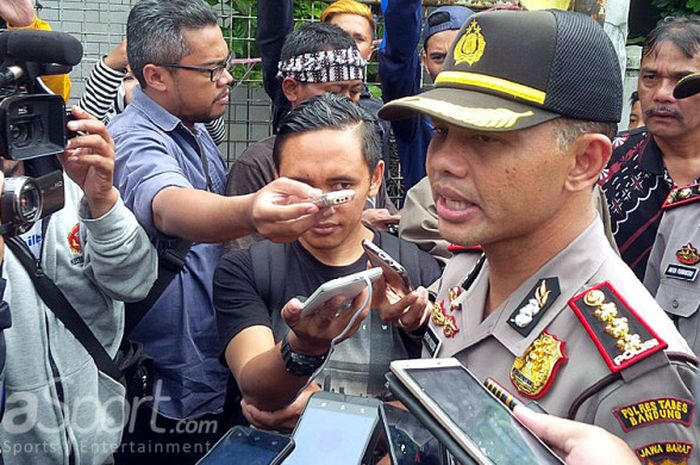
[510,331,567,399]
[508,278,560,337]
[676,243,700,266]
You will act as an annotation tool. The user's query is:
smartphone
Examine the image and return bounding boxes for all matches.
[311,189,355,208]
[284,391,382,465]
[300,267,382,317]
[390,358,564,465]
[196,425,294,465]
[362,240,412,295]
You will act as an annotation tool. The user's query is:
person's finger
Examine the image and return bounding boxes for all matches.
[71,104,98,121]
[281,297,304,328]
[65,133,113,156]
[513,405,575,456]
[269,177,322,199]
[377,291,420,322]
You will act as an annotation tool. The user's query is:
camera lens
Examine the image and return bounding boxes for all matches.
[9,121,31,148]
[1,176,43,235]
[17,181,41,221]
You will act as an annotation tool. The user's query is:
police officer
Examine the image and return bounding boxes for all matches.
[378,9,699,463]
[643,74,700,355]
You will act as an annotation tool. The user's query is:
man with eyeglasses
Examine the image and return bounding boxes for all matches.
[109,1,330,463]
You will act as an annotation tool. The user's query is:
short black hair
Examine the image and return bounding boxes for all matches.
[630,91,639,105]
[127,0,219,87]
[643,17,700,59]
[280,22,358,61]
[273,93,381,174]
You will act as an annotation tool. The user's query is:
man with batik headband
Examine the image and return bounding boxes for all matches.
[376,9,699,463]
[226,22,397,251]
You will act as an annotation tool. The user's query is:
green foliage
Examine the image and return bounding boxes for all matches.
[651,0,700,18]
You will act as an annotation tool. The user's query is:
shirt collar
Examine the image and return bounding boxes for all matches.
[639,132,666,176]
[485,219,610,357]
[130,85,184,133]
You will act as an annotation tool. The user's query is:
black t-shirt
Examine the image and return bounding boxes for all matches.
[214,232,442,396]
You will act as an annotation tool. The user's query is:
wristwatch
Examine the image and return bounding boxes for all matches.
[280,333,329,376]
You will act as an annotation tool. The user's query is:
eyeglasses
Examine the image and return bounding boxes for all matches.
[159,52,235,82]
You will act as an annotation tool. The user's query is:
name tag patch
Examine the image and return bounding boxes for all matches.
[665,264,698,282]
[613,398,694,432]
[422,324,442,358]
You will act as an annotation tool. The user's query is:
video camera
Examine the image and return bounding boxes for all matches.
[0,28,83,236]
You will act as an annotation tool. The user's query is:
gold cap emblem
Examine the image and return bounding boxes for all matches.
[454,20,486,66]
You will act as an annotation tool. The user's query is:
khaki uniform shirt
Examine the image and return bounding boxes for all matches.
[423,220,698,464]
[644,190,700,353]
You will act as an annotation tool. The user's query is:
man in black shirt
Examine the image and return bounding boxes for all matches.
[214,94,440,429]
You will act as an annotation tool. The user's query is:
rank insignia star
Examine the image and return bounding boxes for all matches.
[676,243,700,266]
[510,331,567,399]
[507,278,561,337]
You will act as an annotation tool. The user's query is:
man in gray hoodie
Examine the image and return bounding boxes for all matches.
[0,101,158,465]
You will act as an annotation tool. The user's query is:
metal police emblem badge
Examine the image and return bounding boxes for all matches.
[676,242,700,266]
[663,183,700,209]
[510,331,567,399]
[454,20,485,66]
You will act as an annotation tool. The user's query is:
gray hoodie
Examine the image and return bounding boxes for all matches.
[0,173,157,465]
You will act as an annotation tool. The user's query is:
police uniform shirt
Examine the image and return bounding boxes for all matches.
[423,219,699,464]
[644,189,700,354]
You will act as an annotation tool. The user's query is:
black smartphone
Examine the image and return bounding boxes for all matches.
[196,425,294,465]
[362,240,413,295]
[284,391,383,465]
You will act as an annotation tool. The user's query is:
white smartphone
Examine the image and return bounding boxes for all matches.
[390,358,564,465]
[310,189,355,208]
[300,268,382,317]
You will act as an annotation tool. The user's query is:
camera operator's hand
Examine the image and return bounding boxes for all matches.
[0,0,35,27]
[61,106,119,218]
[513,406,640,465]
[249,177,330,243]
[103,39,128,71]
[371,276,431,333]
[282,291,370,356]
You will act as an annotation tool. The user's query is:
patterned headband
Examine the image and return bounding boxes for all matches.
[277,47,366,83]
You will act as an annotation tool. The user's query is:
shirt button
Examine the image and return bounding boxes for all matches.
[672,300,679,309]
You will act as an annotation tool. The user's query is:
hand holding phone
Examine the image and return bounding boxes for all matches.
[362,240,412,295]
[310,189,355,208]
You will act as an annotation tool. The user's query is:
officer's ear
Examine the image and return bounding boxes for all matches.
[142,64,169,93]
[563,133,611,193]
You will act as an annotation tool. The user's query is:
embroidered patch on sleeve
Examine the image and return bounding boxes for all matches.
[568,281,667,372]
[636,442,693,464]
[614,398,694,432]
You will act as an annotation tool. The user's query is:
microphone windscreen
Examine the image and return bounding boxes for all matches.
[1,29,82,66]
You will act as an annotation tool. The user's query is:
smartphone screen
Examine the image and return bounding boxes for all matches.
[284,396,380,465]
[198,426,291,465]
[404,367,562,465]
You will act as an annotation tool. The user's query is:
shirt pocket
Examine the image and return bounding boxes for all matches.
[655,278,700,351]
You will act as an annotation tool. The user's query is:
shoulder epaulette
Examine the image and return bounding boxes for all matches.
[568,282,667,373]
[448,244,482,254]
[662,183,700,209]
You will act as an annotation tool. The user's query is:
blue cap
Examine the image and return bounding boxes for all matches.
[421,6,474,46]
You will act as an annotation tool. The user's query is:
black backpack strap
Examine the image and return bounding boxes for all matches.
[250,241,288,340]
[124,239,192,335]
[6,237,122,382]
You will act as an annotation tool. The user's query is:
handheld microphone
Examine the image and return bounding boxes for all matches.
[0,29,83,66]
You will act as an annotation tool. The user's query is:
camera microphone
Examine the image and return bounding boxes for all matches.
[0,29,83,66]
[0,66,22,88]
